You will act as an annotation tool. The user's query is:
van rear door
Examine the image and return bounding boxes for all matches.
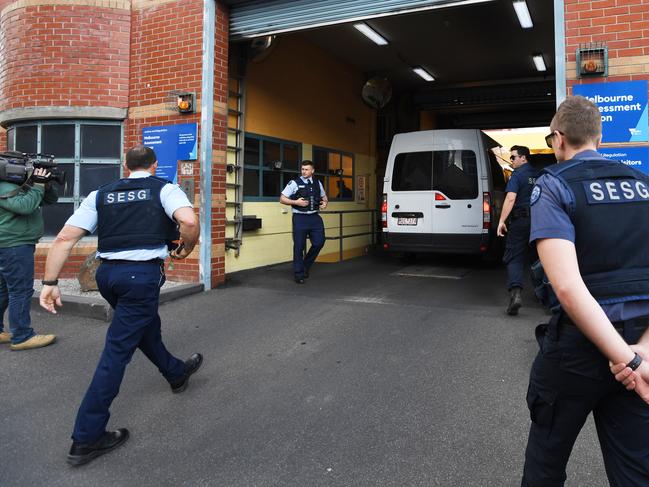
[388,151,434,234]
[430,147,483,236]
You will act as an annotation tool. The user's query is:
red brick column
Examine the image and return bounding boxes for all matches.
[565,0,649,90]
[127,0,228,287]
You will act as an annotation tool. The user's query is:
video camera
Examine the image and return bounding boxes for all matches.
[0,151,65,186]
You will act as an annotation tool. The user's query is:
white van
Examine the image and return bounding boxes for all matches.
[381,129,507,257]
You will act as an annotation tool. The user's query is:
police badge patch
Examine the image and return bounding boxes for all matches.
[530,185,542,206]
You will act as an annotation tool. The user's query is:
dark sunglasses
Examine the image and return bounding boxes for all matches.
[510,155,518,162]
[545,130,564,148]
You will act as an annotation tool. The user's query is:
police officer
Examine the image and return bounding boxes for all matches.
[39,145,202,466]
[521,96,649,486]
[280,160,328,284]
[497,145,542,315]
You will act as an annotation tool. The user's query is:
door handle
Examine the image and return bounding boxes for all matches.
[435,204,451,209]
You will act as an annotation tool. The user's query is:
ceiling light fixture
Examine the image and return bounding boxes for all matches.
[353,23,388,45]
[412,67,435,82]
[532,54,546,72]
[513,0,533,29]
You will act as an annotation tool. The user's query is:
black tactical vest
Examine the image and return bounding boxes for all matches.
[96,176,179,253]
[545,157,649,304]
[513,163,543,212]
[291,177,322,212]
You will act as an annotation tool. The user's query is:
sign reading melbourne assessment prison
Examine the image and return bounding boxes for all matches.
[573,80,648,143]
[142,123,198,182]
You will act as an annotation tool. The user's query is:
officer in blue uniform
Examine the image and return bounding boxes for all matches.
[39,145,203,466]
[521,96,649,486]
[280,160,328,284]
[497,145,543,315]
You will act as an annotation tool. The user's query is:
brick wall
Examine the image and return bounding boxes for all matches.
[126,0,229,286]
[565,0,649,88]
[0,0,130,111]
[0,0,229,286]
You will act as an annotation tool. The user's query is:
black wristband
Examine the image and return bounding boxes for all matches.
[41,279,59,286]
[627,352,643,371]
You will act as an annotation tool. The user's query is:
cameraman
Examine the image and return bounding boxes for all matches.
[0,167,58,350]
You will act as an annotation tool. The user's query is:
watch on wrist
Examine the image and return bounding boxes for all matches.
[627,352,643,371]
[41,279,59,286]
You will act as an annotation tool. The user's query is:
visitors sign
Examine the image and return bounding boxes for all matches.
[599,146,649,175]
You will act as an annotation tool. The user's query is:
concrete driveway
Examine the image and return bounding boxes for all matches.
[1,253,608,486]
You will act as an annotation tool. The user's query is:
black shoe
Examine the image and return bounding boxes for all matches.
[170,353,203,393]
[294,277,305,284]
[67,428,129,467]
[506,288,523,316]
[304,269,310,279]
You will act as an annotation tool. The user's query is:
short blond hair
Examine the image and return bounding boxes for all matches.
[551,96,601,147]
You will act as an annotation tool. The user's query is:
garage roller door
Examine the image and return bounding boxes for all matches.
[230,0,493,40]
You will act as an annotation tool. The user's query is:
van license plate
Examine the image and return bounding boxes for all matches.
[397,217,417,226]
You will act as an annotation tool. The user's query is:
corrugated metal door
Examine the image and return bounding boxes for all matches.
[230,0,492,40]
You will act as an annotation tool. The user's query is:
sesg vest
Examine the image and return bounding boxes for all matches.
[96,176,179,253]
[544,156,649,304]
[291,177,322,212]
[512,163,543,213]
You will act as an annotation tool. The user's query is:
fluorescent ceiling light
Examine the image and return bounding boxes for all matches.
[533,54,546,72]
[353,23,388,45]
[412,67,435,82]
[513,0,533,29]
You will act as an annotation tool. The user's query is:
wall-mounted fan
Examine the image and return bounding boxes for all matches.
[361,77,392,110]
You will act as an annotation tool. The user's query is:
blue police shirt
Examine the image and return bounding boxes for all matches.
[66,171,192,261]
[505,162,541,211]
[529,149,649,321]
[281,176,327,214]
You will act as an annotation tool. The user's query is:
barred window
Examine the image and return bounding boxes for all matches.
[6,121,123,235]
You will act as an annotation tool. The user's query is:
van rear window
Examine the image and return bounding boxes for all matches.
[392,150,478,199]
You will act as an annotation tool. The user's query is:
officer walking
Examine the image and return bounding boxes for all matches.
[497,145,542,315]
[280,160,328,284]
[39,145,202,466]
[521,96,649,486]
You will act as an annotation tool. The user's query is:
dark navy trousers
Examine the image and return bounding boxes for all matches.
[504,216,533,290]
[72,260,185,444]
[522,316,649,486]
[292,212,325,279]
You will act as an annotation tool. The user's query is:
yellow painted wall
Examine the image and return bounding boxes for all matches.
[225,35,378,274]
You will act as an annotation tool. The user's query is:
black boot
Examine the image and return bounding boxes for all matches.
[507,287,522,315]
[67,429,130,466]
[170,353,204,393]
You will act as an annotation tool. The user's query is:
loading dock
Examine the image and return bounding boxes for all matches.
[223,0,557,274]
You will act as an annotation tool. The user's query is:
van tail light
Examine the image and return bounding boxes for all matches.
[482,192,491,230]
[381,194,388,228]
[435,192,446,201]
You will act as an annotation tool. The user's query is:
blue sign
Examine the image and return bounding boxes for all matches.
[573,81,648,143]
[142,123,198,182]
[599,146,649,175]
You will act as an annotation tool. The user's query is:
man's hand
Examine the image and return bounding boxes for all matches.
[295,198,309,207]
[170,242,192,259]
[40,285,62,314]
[31,168,51,185]
[497,221,507,237]
[319,199,327,210]
[610,361,649,404]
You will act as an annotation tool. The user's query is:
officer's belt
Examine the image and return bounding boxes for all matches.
[99,258,164,265]
[511,207,530,219]
[558,314,649,332]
